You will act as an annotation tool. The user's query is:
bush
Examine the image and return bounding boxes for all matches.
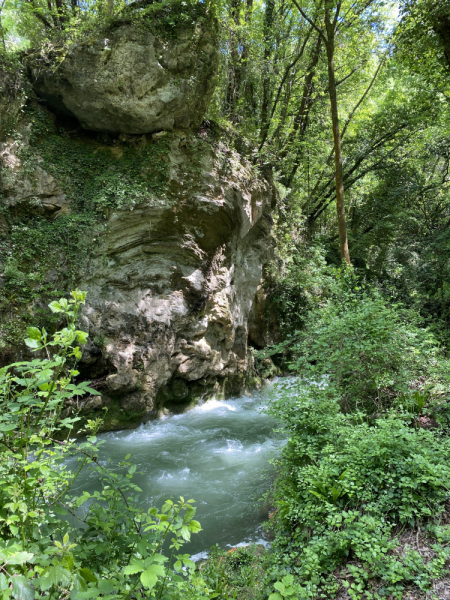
[0,291,212,599]
[264,279,450,599]
[266,380,450,599]
[285,272,450,413]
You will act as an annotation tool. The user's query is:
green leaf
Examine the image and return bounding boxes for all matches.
[76,331,88,345]
[78,569,97,584]
[72,589,99,599]
[71,574,88,593]
[0,574,8,591]
[54,505,68,516]
[268,594,283,600]
[183,558,195,571]
[5,552,34,565]
[79,386,100,396]
[24,338,40,349]
[140,570,157,589]
[11,576,35,600]
[98,580,115,594]
[0,423,17,432]
[48,301,63,313]
[43,566,71,587]
[26,327,42,341]
[75,494,90,507]
[274,582,286,594]
[151,553,168,563]
[140,564,165,588]
[123,563,143,575]
[188,519,201,533]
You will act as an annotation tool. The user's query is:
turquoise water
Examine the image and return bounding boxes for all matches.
[70,386,286,558]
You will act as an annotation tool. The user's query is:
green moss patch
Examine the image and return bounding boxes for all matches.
[0,104,176,352]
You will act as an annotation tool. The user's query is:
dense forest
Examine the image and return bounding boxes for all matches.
[2,0,450,598]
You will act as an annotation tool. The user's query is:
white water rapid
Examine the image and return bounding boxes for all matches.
[70,385,286,558]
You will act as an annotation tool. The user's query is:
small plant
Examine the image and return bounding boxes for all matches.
[269,574,299,600]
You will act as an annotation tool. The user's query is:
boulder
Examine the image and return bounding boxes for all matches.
[26,9,219,134]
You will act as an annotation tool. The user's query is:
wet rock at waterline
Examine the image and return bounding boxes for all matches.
[25,13,219,134]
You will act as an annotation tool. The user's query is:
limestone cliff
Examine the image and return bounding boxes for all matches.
[79,134,275,427]
[0,13,275,430]
[25,5,218,134]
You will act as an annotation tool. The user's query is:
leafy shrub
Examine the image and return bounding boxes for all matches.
[283,273,450,413]
[263,279,450,599]
[266,379,450,599]
[200,545,268,600]
[0,291,212,599]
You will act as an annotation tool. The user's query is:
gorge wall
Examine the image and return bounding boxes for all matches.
[0,8,276,430]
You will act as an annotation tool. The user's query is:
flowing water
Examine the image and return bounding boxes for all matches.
[70,385,286,559]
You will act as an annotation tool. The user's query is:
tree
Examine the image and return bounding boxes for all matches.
[291,0,356,265]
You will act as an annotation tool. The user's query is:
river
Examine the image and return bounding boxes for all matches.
[69,384,286,559]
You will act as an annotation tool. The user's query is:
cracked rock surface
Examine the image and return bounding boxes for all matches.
[79,137,275,428]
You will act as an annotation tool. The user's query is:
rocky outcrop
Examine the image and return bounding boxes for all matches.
[248,285,281,349]
[1,7,275,430]
[79,134,275,428]
[0,121,275,429]
[26,10,219,134]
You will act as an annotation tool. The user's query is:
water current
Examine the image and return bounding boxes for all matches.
[70,384,286,559]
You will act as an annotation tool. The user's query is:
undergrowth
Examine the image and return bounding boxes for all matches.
[0,291,212,599]
[258,270,450,599]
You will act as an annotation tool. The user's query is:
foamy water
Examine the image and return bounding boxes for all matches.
[69,384,286,557]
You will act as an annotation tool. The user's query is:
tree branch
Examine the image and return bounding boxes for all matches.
[291,0,327,44]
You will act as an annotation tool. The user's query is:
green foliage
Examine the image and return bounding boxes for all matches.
[290,275,450,412]
[266,380,450,598]
[262,280,450,599]
[26,107,172,212]
[0,213,96,350]
[0,291,214,599]
[0,105,175,350]
[7,0,214,49]
[0,50,30,138]
[112,0,217,41]
[200,545,269,600]
[265,215,332,335]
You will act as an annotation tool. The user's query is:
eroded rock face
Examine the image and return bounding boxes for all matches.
[79,136,275,428]
[1,13,275,429]
[26,14,219,134]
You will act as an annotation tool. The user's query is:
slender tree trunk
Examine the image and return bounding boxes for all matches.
[225,0,241,120]
[0,0,6,50]
[324,5,350,265]
[259,0,275,145]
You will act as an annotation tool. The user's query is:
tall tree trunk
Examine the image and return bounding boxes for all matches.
[0,0,6,50]
[324,4,350,265]
[433,12,450,69]
[225,0,242,120]
[258,0,275,145]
